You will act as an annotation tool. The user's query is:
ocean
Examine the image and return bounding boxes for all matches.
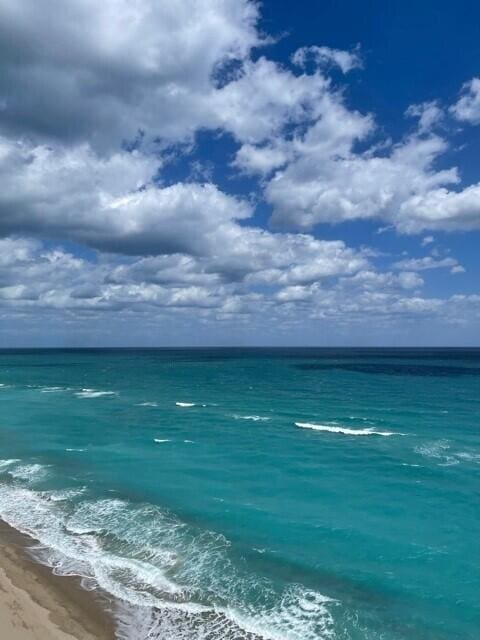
[0,348,479,639]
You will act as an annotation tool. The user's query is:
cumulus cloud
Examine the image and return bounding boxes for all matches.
[396,184,480,232]
[265,112,480,233]
[3,236,475,337]
[0,0,478,342]
[450,78,480,125]
[0,1,334,152]
[0,136,252,255]
[267,129,460,228]
[0,0,261,149]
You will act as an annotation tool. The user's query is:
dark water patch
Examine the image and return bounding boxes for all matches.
[294,363,480,377]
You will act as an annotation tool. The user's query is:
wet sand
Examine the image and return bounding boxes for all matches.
[0,520,115,640]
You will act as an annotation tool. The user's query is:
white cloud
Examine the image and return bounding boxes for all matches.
[1,236,478,345]
[0,0,261,149]
[233,141,291,176]
[267,130,461,229]
[0,136,252,256]
[292,45,362,74]
[264,104,480,233]
[1,237,473,328]
[406,101,443,133]
[0,1,336,152]
[397,183,480,232]
[450,77,480,125]
[0,1,478,343]
[209,58,329,144]
[421,235,435,246]
[393,255,463,273]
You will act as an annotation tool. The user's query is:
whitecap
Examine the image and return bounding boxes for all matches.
[233,414,270,422]
[75,389,116,399]
[41,386,64,393]
[176,402,195,408]
[295,422,399,436]
[136,402,158,407]
[66,448,86,452]
[154,439,171,444]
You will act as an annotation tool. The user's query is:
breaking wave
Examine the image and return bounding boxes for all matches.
[295,422,399,437]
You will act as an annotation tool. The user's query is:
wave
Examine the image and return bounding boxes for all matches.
[75,389,117,399]
[7,463,49,482]
[0,466,337,640]
[41,386,64,393]
[0,458,21,472]
[154,439,171,444]
[176,402,196,408]
[295,422,399,436]
[233,415,271,422]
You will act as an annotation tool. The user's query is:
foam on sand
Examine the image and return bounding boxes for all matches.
[295,422,399,436]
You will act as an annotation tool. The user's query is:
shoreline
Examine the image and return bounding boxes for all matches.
[0,519,116,640]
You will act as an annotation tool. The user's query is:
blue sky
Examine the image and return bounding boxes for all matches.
[0,0,479,346]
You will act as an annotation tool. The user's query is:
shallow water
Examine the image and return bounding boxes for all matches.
[0,348,479,639]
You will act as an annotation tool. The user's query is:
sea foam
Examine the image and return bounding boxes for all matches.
[8,463,49,482]
[415,440,480,466]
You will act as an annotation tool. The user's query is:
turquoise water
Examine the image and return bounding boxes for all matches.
[0,348,479,639]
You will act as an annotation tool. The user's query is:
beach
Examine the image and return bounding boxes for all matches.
[0,521,114,640]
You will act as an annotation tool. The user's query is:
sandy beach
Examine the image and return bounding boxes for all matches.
[0,521,115,640]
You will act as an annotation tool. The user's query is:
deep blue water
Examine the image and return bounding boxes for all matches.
[0,348,479,639]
